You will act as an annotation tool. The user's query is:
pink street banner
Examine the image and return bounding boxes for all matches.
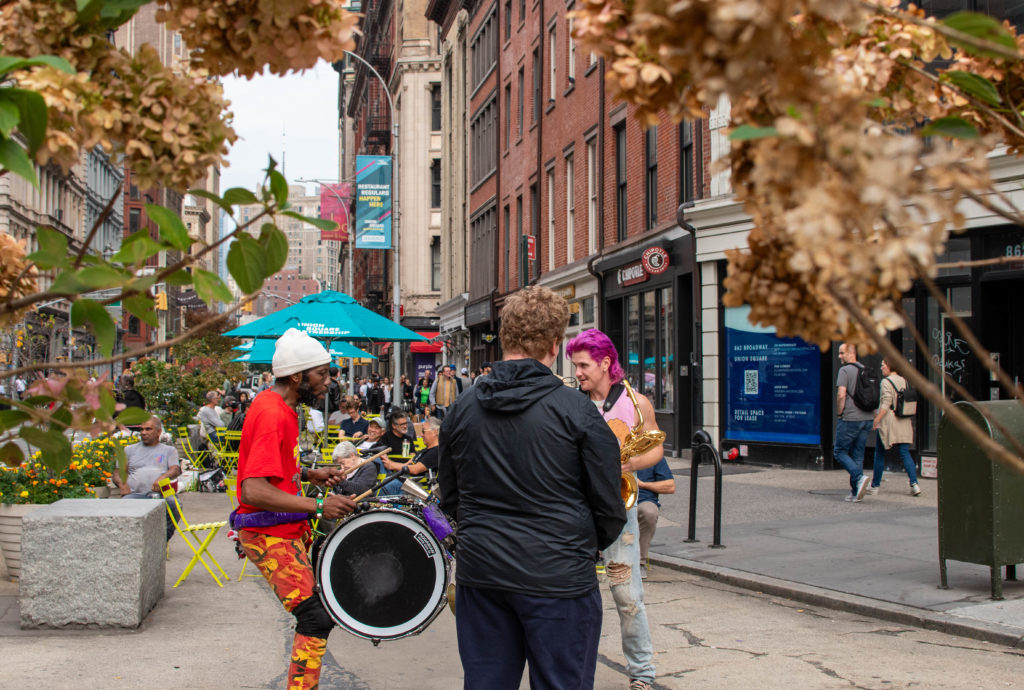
[319,183,351,241]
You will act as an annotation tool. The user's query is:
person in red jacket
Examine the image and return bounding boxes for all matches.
[235,328,356,690]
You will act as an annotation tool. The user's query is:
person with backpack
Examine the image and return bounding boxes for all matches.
[834,343,876,503]
[868,358,921,496]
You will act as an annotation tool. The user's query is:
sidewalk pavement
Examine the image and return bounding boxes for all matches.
[650,459,1024,648]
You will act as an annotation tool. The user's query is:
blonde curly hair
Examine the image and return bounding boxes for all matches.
[499,286,569,361]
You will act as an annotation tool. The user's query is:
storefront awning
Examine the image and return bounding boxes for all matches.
[409,331,441,353]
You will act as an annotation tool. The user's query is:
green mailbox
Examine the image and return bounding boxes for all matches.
[937,400,1024,599]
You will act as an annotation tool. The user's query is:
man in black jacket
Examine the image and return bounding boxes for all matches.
[439,286,625,690]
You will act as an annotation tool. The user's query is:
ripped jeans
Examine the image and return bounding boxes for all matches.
[603,505,655,683]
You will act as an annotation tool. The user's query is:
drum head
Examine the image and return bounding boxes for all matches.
[317,508,449,641]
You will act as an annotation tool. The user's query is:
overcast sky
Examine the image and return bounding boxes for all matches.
[220,62,340,196]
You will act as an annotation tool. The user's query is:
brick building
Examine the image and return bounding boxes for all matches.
[428,0,708,453]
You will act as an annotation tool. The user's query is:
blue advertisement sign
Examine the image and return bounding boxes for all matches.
[355,155,392,249]
[724,305,821,445]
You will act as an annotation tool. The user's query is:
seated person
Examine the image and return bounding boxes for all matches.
[635,456,676,579]
[381,409,416,457]
[340,401,369,438]
[331,441,377,497]
[111,415,181,541]
[196,390,224,447]
[382,416,440,478]
[354,417,386,454]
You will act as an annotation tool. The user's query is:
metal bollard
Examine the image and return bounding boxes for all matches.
[685,429,725,548]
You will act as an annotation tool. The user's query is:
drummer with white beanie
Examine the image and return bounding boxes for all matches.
[233,328,356,689]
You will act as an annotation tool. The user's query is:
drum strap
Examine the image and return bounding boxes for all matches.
[230,508,309,530]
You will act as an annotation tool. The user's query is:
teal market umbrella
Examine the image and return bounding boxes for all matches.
[231,338,376,364]
[224,290,426,343]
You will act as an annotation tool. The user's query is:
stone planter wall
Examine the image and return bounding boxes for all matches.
[0,504,42,580]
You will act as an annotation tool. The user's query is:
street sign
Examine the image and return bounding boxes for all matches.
[526,235,536,260]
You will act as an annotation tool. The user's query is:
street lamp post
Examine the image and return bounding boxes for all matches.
[343,49,402,386]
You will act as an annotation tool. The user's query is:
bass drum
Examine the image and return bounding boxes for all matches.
[315,506,451,642]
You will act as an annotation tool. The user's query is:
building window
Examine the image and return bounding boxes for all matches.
[548,27,557,101]
[470,95,498,185]
[470,8,497,91]
[129,176,139,200]
[516,195,523,287]
[547,169,555,271]
[532,48,541,121]
[567,16,576,83]
[431,158,441,208]
[517,68,524,138]
[504,204,511,292]
[504,84,511,149]
[519,0,525,24]
[431,236,441,291]
[504,0,512,40]
[615,124,627,241]
[529,182,538,281]
[680,120,695,204]
[645,125,658,229]
[129,207,140,233]
[587,139,597,254]
[589,51,597,68]
[431,83,442,131]
[565,155,575,261]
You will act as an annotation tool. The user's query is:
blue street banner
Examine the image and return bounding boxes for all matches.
[355,155,392,249]
[724,305,822,445]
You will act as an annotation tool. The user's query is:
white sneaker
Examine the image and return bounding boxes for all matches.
[843,494,857,502]
[854,476,869,502]
[910,483,921,496]
[866,485,879,496]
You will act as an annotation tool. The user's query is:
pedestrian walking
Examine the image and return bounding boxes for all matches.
[834,343,873,502]
[868,358,921,496]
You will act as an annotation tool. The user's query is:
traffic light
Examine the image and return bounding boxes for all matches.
[15,329,24,348]
[155,292,168,310]
[241,300,252,313]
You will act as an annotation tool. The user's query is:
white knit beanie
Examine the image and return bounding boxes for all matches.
[272,328,331,377]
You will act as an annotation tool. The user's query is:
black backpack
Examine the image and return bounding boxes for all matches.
[850,362,880,412]
[886,376,917,418]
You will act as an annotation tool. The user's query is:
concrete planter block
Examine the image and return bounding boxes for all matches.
[0,503,42,580]
[19,498,165,629]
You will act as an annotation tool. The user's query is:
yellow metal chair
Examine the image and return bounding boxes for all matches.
[219,430,242,474]
[176,426,211,472]
[224,477,260,581]
[158,478,230,587]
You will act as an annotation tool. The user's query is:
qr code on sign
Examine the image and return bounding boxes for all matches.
[744,369,758,395]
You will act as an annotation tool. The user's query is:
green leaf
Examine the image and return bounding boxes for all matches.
[269,170,289,206]
[0,137,38,187]
[921,116,980,140]
[27,227,70,269]
[163,269,193,286]
[227,235,267,294]
[193,268,233,305]
[70,298,116,357]
[943,11,1017,56]
[0,409,30,432]
[117,406,151,425]
[20,426,72,472]
[96,385,117,421]
[187,188,234,215]
[943,70,1002,106]
[123,293,158,327]
[258,223,289,274]
[864,97,887,108]
[48,271,87,294]
[282,210,337,231]
[112,230,164,265]
[145,203,191,252]
[0,55,75,76]
[0,441,24,468]
[76,265,128,290]
[223,187,259,206]
[728,125,780,141]
[0,101,19,138]
[4,88,47,154]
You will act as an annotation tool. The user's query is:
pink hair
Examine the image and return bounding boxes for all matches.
[565,329,624,384]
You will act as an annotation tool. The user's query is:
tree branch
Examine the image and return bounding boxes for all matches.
[869,1,1024,62]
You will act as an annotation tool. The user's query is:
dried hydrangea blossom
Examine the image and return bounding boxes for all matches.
[0,234,40,328]
[156,0,361,78]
